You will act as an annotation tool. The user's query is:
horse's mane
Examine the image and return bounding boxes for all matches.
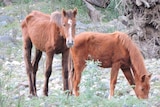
[50,9,76,28]
[50,11,62,27]
[116,31,147,77]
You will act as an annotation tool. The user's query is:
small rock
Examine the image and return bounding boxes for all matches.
[37,89,43,97]
[19,81,29,88]
[129,90,135,96]
[20,90,26,96]
[151,75,160,82]
[155,101,160,107]
[12,61,20,66]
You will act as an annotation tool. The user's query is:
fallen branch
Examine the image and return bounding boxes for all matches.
[83,0,100,22]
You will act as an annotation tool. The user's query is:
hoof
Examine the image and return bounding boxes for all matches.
[108,95,112,100]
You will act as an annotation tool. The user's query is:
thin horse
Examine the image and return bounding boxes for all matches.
[70,31,152,99]
[21,9,77,96]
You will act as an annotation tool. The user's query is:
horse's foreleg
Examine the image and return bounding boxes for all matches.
[43,51,53,96]
[73,62,85,96]
[109,62,120,99]
[62,50,69,91]
[121,67,135,89]
[32,49,42,96]
[23,39,35,96]
[73,71,81,96]
[68,51,74,94]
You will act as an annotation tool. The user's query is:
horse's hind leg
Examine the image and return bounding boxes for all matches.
[62,50,69,91]
[32,49,42,95]
[43,51,54,96]
[121,67,135,88]
[23,38,36,96]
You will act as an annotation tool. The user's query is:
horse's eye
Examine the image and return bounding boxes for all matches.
[63,24,66,27]
[141,88,144,91]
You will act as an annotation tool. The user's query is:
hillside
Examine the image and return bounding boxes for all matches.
[0,0,160,107]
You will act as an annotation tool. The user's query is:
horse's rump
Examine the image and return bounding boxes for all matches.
[22,11,49,27]
[21,11,59,52]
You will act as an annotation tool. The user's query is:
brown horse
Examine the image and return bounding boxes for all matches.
[21,9,77,96]
[70,31,152,99]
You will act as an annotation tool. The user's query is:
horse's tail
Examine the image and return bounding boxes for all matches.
[117,31,146,74]
[68,49,74,94]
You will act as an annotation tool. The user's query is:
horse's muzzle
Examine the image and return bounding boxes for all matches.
[66,40,74,48]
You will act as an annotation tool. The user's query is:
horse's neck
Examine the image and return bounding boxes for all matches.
[53,25,65,42]
[127,41,148,80]
[54,35,67,53]
[55,24,65,39]
[132,63,147,81]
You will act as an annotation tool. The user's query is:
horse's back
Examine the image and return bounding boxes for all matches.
[30,10,50,18]
[75,31,131,48]
[74,32,117,48]
[22,11,50,27]
[72,31,131,68]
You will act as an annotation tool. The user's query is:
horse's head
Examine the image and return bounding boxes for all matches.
[135,73,152,99]
[61,8,77,48]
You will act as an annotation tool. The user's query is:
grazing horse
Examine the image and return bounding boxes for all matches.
[70,31,152,99]
[21,9,77,96]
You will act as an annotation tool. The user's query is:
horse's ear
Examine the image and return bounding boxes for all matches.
[62,9,66,17]
[73,8,77,17]
[141,75,146,82]
[141,73,152,82]
[148,73,152,79]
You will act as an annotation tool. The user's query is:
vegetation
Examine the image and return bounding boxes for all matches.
[0,0,160,107]
[0,57,159,107]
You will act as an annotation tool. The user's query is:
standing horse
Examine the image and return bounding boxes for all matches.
[70,31,152,99]
[21,9,77,96]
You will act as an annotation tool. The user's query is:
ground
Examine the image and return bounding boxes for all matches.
[0,1,160,107]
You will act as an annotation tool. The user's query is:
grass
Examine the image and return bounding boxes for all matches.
[0,0,160,107]
[0,58,160,107]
